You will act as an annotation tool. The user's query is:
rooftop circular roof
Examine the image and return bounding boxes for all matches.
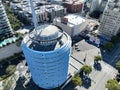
[29,24,63,42]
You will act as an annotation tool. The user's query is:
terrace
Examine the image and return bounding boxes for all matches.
[0,37,18,48]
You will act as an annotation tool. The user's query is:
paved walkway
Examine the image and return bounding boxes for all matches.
[66,40,118,90]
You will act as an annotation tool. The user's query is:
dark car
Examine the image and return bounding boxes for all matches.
[116,74,120,82]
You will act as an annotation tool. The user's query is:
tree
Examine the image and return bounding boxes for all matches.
[72,72,82,86]
[89,10,101,19]
[105,79,120,90]
[94,55,102,64]
[104,42,114,51]
[6,65,16,75]
[81,65,92,75]
[116,60,120,72]
[16,40,22,47]
[111,36,120,44]
[4,3,23,30]
[15,32,23,47]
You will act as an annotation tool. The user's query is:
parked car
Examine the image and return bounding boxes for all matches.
[75,44,80,51]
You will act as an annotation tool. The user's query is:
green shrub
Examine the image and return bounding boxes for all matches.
[104,42,114,50]
[6,65,16,75]
[72,72,82,86]
[0,65,16,81]
[81,65,92,75]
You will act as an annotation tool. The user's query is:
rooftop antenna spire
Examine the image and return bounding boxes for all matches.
[29,0,38,31]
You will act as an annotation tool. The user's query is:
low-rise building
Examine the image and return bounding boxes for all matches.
[11,0,66,24]
[53,14,88,37]
[63,0,83,13]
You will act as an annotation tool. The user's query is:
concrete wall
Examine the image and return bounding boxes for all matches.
[53,20,72,36]
[0,43,22,60]
[73,22,87,36]
[54,20,88,37]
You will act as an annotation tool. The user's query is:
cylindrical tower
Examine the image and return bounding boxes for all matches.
[0,1,13,39]
[22,24,71,89]
[90,0,102,13]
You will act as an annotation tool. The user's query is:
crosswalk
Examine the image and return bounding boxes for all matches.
[91,61,118,76]
[101,62,118,76]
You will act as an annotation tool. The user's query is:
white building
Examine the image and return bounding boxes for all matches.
[53,14,88,37]
[0,0,13,40]
[99,0,120,37]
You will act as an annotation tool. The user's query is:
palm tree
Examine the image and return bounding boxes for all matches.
[94,55,102,64]
[105,79,120,90]
[81,65,92,76]
[116,60,120,73]
[72,72,82,86]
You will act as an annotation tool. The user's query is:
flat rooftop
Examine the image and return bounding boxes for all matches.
[56,14,86,27]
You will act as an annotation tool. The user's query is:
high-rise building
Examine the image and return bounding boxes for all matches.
[22,24,71,89]
[0,0,13,40]
[99,0,120,37]
[22,0,71,89]
[90,0,102,13]
[99,0,108,12]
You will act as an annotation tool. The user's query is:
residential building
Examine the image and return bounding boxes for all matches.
[99,0,120,37]
[10,0,66,24]
[0,0,13,40]
[90,0,102,13]
[63,0,83,13]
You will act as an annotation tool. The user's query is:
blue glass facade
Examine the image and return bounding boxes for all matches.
[22,25,71,89]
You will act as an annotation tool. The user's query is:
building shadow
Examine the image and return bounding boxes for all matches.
[0,56,24,78]
[99,45,118,67]
[14,78,39,90]
[62,81,76,90]
[72,36,83,46]
[14,78,27,90]
[14,77,61,90]
[81,76,91,89]
[99,37,120,68]
[93,62,102,71]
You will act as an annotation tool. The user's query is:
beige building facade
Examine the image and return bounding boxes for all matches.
[53,14,88,37]
[99,0,120,37]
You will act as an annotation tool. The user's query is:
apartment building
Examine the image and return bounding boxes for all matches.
[11,0,66,24]
[0,1,13,40]
[99,0,120,37]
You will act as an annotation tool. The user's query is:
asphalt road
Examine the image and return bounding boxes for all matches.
[102,43,120,66]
